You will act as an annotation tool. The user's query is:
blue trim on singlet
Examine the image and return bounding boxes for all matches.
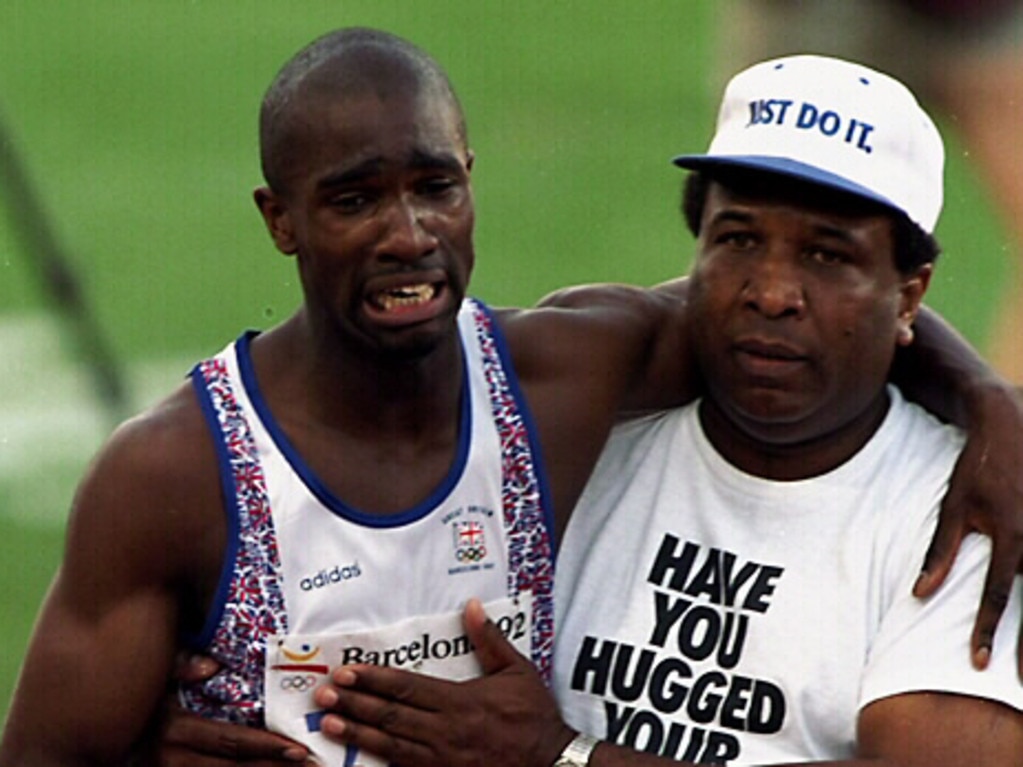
[233,330,474,529]
[184,365,243,650]
[473,301,558,558]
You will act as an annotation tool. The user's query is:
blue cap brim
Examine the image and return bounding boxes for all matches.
[671,154,902,217]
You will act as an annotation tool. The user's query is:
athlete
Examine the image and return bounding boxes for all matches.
[0,27,694,767]
[1,32,1021,767]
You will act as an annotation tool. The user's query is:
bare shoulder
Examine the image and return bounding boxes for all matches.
[65,379,223,607]
[495,279,688,377]
[537,278,688,311]
[81,381,213,507]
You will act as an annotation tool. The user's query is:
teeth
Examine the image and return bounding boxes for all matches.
[376,283,436,311]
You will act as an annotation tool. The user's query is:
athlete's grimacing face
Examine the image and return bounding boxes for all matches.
[688,178,930,451]
[256,86,475,358]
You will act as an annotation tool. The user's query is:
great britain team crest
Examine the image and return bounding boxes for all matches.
[441,504,497,574]
[454,519,487,563]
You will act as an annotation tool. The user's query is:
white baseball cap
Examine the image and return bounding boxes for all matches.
[673,54,945,233]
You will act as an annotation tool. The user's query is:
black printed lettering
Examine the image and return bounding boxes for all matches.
[611,644,657,702]
[747,679,786,733]
[676,604,720,661]
[496,611,528,641]
[687,671,726,725]
[622,709,665,753]
[700,731,741,765]
[648,535,699,591]
[572,636,615,695]
[340,647,363,665]
[650,540,784,612]
[742,565,783,613]
[604,700,633,742]
[715,611,748,669]
[650,591,690,646]
[719,675,753,730]
[648,656,692,713]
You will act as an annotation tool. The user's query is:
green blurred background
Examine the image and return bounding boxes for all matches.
[0,1,1010,725]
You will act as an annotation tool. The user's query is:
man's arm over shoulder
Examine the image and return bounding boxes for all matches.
[896,306,1023,668]
[492,280,696,533]
[529,277,697,413]
[0,386,222,766]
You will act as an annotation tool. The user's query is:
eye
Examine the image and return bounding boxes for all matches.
[417,176,459,198]
[716,230,757,251]
[807,248,849,266]
[328,191,373,215]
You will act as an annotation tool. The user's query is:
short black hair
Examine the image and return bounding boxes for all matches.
[259,27,467,193]
[681,169,940,275]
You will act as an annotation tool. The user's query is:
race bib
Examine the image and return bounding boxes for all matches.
[265,593,532,766]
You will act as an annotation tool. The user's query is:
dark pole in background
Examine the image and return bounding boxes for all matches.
[0,109,131,427]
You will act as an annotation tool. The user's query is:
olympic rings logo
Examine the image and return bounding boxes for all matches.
[280,674,318,692]
[456,545,487,562]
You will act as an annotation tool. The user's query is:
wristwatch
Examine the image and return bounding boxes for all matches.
[553,732,600,767]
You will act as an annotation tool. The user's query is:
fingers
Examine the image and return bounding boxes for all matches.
[1018,618,1023,682]
[314,678,441,767]
[914,495,965,598]
[318,714,436,767]
[968,537,1016,670]
[319,663,448,712]
[151,752,310,767]
[463,597,530,674]
[172,653,220,684]
[315,675,438,741]
[145,749,306,767]
[161,710,309,763]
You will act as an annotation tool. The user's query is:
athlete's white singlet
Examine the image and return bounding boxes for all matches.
[179,298,555,763]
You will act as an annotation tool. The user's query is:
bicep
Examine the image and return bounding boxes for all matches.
[1,568,179,765]
[857,691,1023,767]
[0,425,190,765]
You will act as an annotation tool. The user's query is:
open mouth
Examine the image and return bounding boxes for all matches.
[370,282,439,313]
[363,278,450,327]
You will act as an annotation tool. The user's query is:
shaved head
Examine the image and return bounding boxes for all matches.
[259,27,468,193]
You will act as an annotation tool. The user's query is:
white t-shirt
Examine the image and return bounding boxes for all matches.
[554,388,1023,765]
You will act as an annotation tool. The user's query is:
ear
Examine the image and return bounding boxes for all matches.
[895,264,933,346]
[254,186,297,255]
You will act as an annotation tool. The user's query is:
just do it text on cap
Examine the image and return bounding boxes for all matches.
[673,54,945,233]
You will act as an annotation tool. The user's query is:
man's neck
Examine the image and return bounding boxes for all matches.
[252,312,465,439]
[242,314,467,514]
[697,390,891,481]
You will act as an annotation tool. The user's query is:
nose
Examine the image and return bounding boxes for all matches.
[740,256,807,319]
[376,197,439,262]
